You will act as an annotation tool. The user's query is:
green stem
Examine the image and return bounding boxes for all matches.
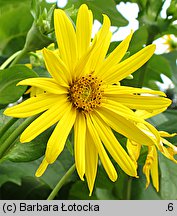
[47,164,76,200]
[9,48,28,67]
[0,115,38,159]
[126,177,132,200]
[0,118,18,139]
[155,0,166,21]
[0,50,22,70]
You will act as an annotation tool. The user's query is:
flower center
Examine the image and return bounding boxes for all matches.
[68,74,103,113]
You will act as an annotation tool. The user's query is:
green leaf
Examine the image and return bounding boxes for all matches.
[65,0,128,27]
[146,54,172,81]
[131,168,161,200]
[0,160,37,187]
[150,110,177,135]
[0,65,38,104]
[2,127,53,163]
[69,181,97,199]
[149,110,177,145]
[159,154,177,199]
[128,26,148,54]
[163,51,177,88]
[0,177,51,200]
[0,148,75,189]
[0,1,33,55]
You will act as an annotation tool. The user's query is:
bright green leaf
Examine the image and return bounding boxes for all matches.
[159,154,177,199]
[0,148,75,189]
[0,1,33,55]
[65,0,128,27]
[2,127,53,163]
[0,65,38,104]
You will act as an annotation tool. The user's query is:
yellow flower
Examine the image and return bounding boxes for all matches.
[127,110,177,192]
[4,4,171,195]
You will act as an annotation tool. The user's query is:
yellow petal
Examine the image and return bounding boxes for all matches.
[35,157,49,177]
[20,99,69,143]
[46,107,76,164]
[150,147,159,192]
[103,44,156,83]
[135,108,167,119]
[96,107,155,146]
[74,36,98,78]
[97,31,133,77]
[74,112,86,180]
[43,48,71,85]
[85,130,98,196]
[143,146,159,191]
[109,94,171,110]
[86,115,117,182]
[17,77,68,95]
[88,31,112,73]
[127,139,141,162]
[159,131,177,138]
[102,99,144,123]
[142,122,161,149]
[76,4,93,58]
[91,112,137,177]
[104,85,166,97]
[86,15,112,73]
[160,137,177,163]
[4,93,60,118]
[54,9,77,72]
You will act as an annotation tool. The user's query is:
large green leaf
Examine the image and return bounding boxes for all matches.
[0,65,38,104]
[65,0,128,27]
[0,177,51,200]
[163,51,177,89]
[150,110,177,135]
[131,174,161,200]
[2,126,53,163]
[0,148,75,189]
[0,0,54,55]
[0,1,33,55]
[159,154,177,199]
[145,54,172,81]
[128,26,148,55]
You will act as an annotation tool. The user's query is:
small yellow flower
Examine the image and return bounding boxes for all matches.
[4,4,171,195]
[127,110,177,191]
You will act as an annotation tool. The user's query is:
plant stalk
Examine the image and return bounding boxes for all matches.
[47,164,76,200]
[9,49,28,67]
[0,115,38,159]
[0,118,18,140]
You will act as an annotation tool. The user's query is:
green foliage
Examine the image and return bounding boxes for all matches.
[0,147,75,199]
[159,154,177,199]
[0,65,38,104]
[0,0,33,56]
[2,126,53,162]
[65,0,128,26]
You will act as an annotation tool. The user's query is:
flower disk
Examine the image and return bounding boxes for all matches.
[68,74,103,113]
